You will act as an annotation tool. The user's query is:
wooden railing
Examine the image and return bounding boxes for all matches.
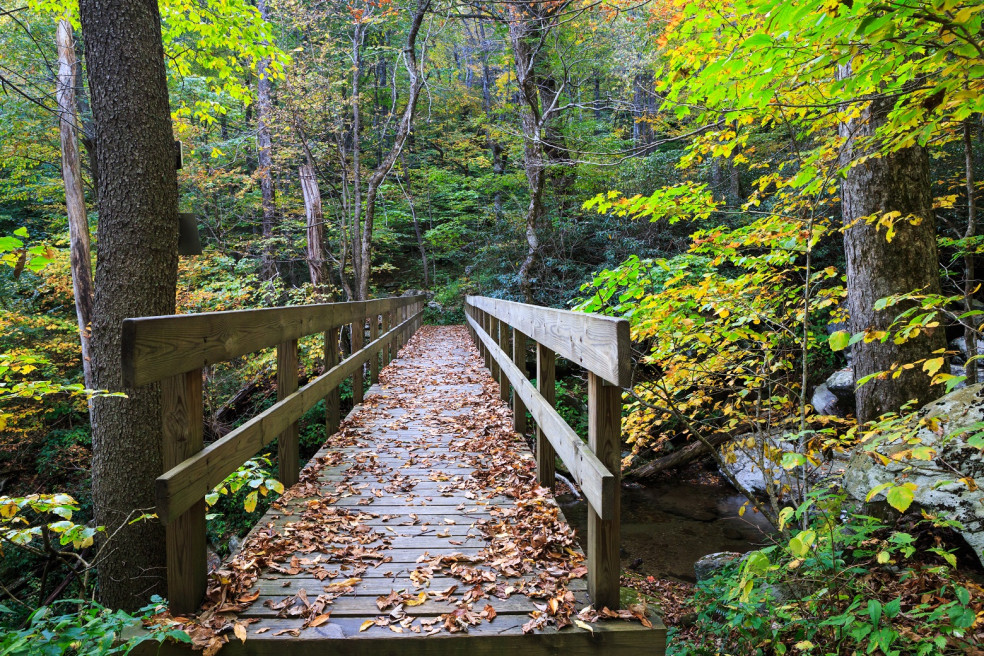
[121,295,425,613]
[464,295,630,610]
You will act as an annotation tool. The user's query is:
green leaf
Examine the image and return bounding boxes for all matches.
[13,227,28,238]
[886,485,915,513]
[828,330,851,352]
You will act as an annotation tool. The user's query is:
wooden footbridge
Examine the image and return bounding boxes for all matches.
[123,295,665,655]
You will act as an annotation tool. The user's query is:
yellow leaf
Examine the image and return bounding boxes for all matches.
[244,491,258,513]
[359,620,375,632]
[923,357,944,377]
[404,592,427,607]
[233,622,247,643]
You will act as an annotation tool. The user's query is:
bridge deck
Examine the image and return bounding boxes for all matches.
[142,326,663,655]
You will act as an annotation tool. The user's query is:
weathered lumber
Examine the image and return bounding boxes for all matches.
[465,296,630,387]
[278,339,300,486]
[122,296,424,387]
[161,368,206,614]
[586,372,622,611]
[535,343,556,489]
[512,329,528,434]
[465,313,615,520]
[155,312,421,523]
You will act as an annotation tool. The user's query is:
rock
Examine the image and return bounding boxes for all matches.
[825,368,855,403]
[207,548,222,573]
[718,431,795,497]
[694,551,743,582]
[811,383,841,417]
[950,337,969,365]
[843,383,984,567]
[227,534,242,556]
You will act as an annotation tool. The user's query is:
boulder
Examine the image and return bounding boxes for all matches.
[825,368,855,403]
[718,431,795,497]
[811,383,841,417]
[843,383,984,566]
[694,551,743,582]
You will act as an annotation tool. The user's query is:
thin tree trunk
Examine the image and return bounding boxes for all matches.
[964,120,978,383]
[356,0,431,300]
[257,0,277,284]
[299,164,326,293]
[840,92,947,424]
[79,0,179,610]
[350,24,365,298]
[399,155,428,288]
[56,19,94,392]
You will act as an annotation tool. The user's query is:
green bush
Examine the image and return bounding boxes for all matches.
[0,597,188,655]
[670,487,979,655]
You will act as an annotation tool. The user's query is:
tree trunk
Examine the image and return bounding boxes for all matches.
[299,164,326,293]
[79,0,179,610]
[257,0,277,284]
[840,94,947,424]
[355,0,431,300]
[964,120,978,383]
[56,20,95,392]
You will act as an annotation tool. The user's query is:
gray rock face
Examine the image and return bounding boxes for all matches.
[811,383,841,417]
[694,551,743,582]
[718,431,795,497]
[826,368,855,402]
[843,383,984,566]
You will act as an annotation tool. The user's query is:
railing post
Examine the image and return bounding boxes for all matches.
[587,372,622,611]
[482,312,491,371]
[162,368,206,615]
[352,314,364,406]
[512,328,528,434]
[277,339,299,486]
[536,343,556,489]
[325,326,340,436]
[370,312,380,384]
[497,322,509,402]
[383,310,393,366]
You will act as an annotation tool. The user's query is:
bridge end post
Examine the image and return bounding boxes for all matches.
[352,315,364,405]
[370,313,380,384]
[587,372,622,611]
[162,368,206,615]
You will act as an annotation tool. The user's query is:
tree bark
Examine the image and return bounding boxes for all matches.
[625,431,734,480]
[79,0,179,610]
[355,0,431,300]
[56,19,95,392]
[299,164,326,293]
[257,0,278,284]
[964,120,978,383]
[840,93,947,424]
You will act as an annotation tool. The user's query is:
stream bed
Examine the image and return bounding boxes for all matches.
[558,477,775,582]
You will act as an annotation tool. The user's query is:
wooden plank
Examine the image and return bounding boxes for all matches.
[512,329,528,434]
[162,368,206,615]
[251,577,588,596]
[278,339,300,486]
[535,344,556,489]
[325,327,340,436]
[383,311,393,366]
[122,296,424,387]
[127,612,664,655]
[586,372,622,611]
[370,313,380,384]
[497,322,509,403]
[352,315,365,406]
[465,296,630,387]
[466,313,614,519]
[156,314,419,523]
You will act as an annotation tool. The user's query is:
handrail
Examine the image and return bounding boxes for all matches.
[122,294,425,613]
[464,295,629,611]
